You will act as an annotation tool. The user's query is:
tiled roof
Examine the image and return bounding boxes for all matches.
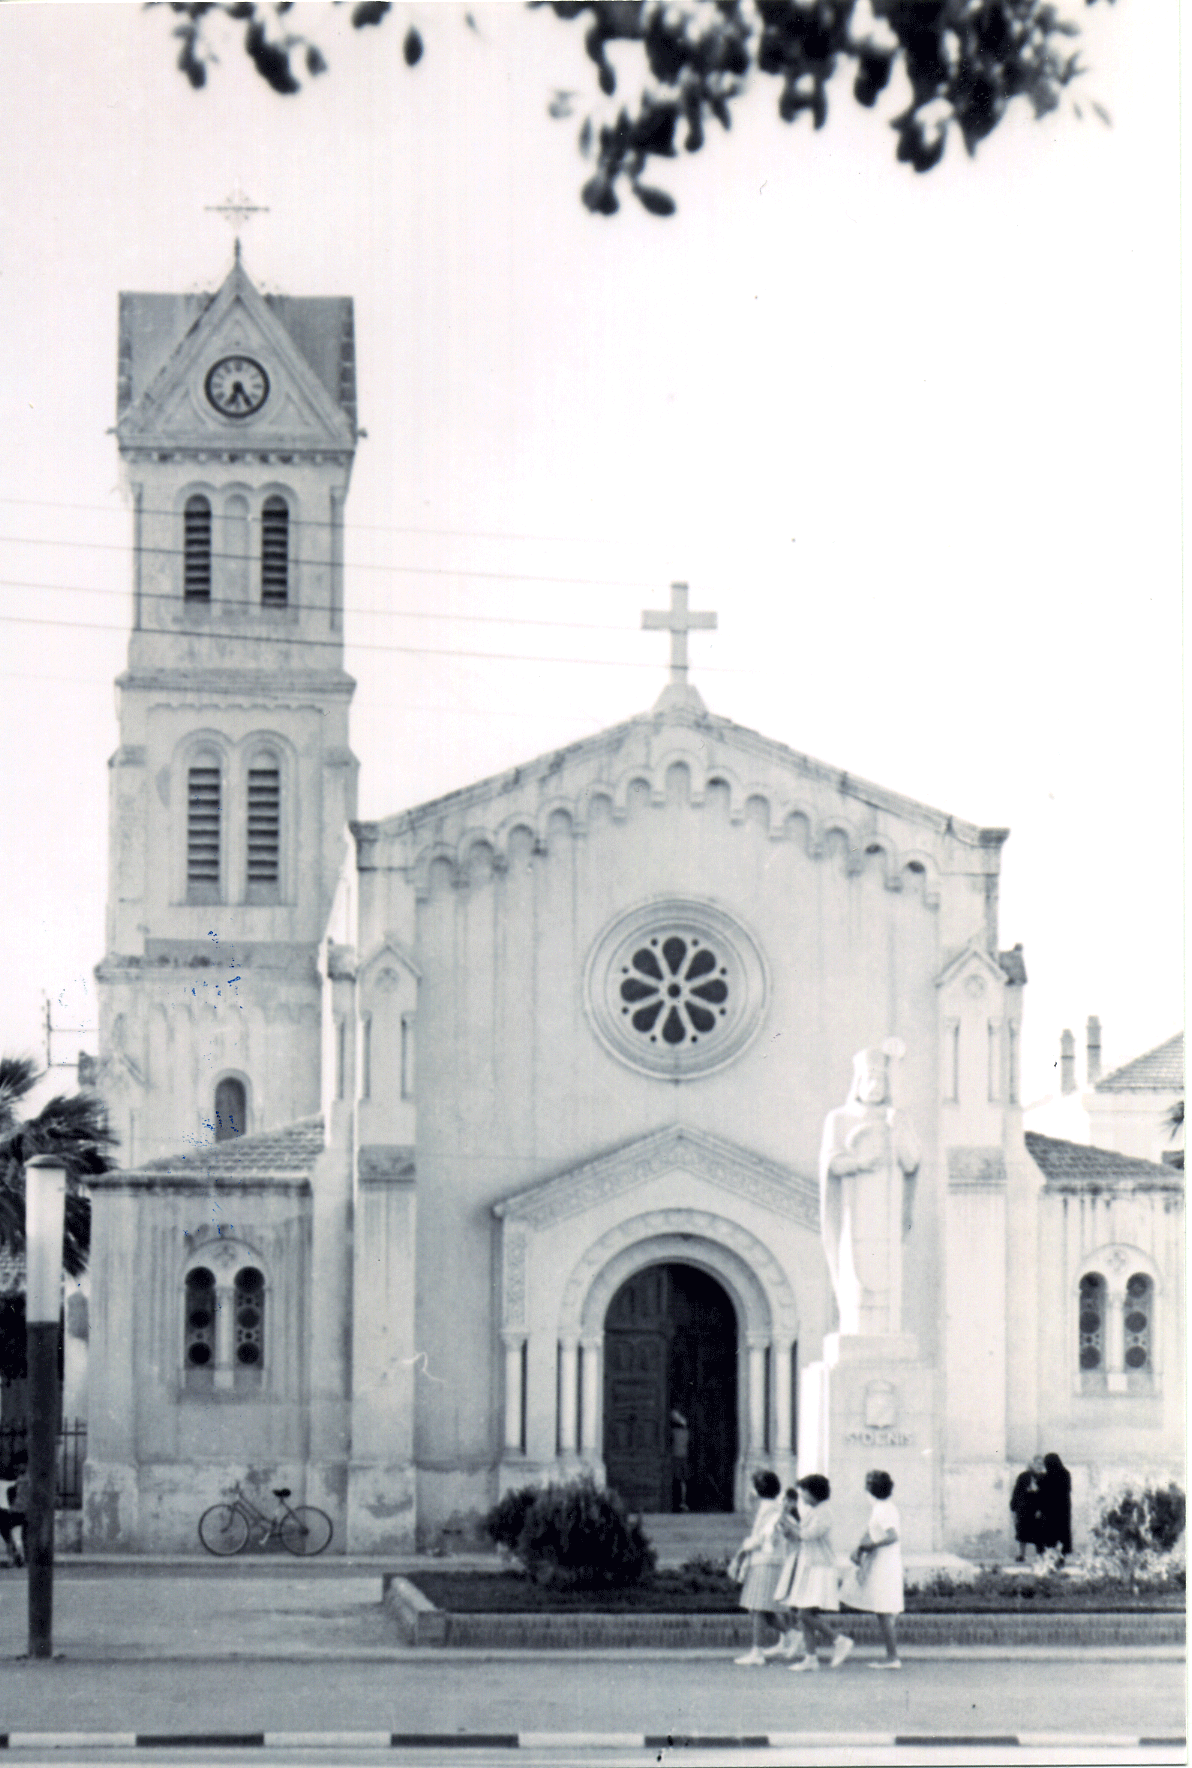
[112,1117,325,1181]
[1094,1032,1184,1093]
[1025,1131,1182,1190]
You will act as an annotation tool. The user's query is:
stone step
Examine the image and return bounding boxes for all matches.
[638,1513,744,1567]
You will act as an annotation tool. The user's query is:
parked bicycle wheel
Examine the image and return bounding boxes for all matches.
[198,1504,250,1555]
[280,1506,333,1557]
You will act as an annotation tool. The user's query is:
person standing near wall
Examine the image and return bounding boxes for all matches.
[1010,1456,1046,1562]
[1037,1453,1072,1560]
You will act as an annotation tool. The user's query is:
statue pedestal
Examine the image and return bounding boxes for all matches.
[799,1332,936,1554]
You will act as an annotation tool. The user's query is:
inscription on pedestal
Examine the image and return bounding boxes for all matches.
[844,1427,911,1446]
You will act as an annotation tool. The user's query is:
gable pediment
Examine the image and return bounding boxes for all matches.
[117,261,354,454]
[357,700,1004,908]
[492,1123,820,1235]
[935,937,1008,992]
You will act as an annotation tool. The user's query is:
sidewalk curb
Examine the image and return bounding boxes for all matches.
[5,1644,1184,1663]
[381,1594,1185,1652]
[0,1730,1184,1751]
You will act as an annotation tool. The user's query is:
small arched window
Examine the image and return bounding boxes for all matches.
[234,1268,265,1384]
[187,761,221,902]
[1124,1273,1153,1385]
[1078,1272,1106,1390]
[214,1076,246,1141]
[184,1268,216,1388]
[184,495,212,601]
[261,497,289,607]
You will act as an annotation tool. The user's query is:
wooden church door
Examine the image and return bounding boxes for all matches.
[603,1263,737,1512]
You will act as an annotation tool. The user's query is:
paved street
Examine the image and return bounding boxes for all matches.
[0,1648,1182,1742]
[0,1567,1179,1765]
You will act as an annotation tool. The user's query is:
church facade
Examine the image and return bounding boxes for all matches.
[83,262,1184,1556]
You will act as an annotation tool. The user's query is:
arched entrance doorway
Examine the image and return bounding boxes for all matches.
[603,1262,737,1512]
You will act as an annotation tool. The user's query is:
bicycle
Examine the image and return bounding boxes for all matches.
[198,1482,333,1557]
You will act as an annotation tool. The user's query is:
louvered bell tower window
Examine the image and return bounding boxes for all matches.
[247,765,280,898]
[261,497,289,607]
[184,495,212,601]
[186,765,221,903]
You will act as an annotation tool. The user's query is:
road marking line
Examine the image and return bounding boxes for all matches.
[520,1736,646,1749]
[135,1735,267,1748]
[1018,1737,1145,1748]
[7,1737,139,1749]
[768,1736,896,1749]
[265,1735,394,1749]
[390,1736,519,1749]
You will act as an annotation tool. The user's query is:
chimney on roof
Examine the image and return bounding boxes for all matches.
[1060,1028,1076,1095]
[1086,1015,1102,1085]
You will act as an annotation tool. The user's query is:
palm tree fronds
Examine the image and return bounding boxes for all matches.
[0,1079,115,1280]
[0,1057,40,1137]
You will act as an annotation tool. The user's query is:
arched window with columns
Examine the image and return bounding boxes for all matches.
[182,1246,268,1393]
[1077,1251,1158,1394]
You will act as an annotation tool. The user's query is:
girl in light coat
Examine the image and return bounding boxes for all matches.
[773,1475,853,1670]
[729,1469,789,1665]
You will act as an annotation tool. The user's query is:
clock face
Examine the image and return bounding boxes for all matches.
[205,355,269,419]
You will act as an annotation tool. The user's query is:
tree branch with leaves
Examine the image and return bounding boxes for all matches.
[159,0,1114,213]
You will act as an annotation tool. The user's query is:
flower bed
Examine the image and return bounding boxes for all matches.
[409,1565,1183,1616]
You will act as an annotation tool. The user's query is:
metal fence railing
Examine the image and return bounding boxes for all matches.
[0,1419,87,1510]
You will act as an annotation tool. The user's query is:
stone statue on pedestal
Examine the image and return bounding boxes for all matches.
[819,1040,921,1336]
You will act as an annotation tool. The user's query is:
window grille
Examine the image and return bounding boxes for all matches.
[1078,1272,1106,1390]
[618,934,729,1048]
[246,766,280,889]
[184,496,212,600]
[261,497,289,606]
[234,1269,265,1373]
[187,765,221,901]
[1124,1273,1152,1382]
[214,1076,246,1142]
[185,1269,216,1382]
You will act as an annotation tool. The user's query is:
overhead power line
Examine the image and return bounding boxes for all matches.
[0,491,636,551]
[0,492,618,550]
[0,607,742,674]
[0,575,644,634]
[0,531,665,594]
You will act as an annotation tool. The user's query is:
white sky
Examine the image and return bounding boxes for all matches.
[0,0,1181,1110]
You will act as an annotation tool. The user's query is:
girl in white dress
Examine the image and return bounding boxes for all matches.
[729,1469,788,1665]
[772,1475,854,1671]
[841,1468,904,1668]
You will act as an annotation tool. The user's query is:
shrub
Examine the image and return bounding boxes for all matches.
[1093,1483,1186,1568]
[484,1484,540,1555]
[484,1476,657,1590]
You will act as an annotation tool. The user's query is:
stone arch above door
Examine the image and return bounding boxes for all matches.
[560,1212,798,1344]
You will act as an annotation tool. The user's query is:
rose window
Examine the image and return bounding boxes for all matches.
[586,900,767,1080]
[619,935,729,1047]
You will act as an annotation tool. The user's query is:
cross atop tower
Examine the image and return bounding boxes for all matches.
[205,184,270,260]
[642,582,717,693]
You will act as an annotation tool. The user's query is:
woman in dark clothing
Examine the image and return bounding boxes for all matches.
[1009,1456,1045,1560]
[1037,1453,1072,1558]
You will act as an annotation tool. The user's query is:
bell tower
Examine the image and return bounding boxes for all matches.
[96,253,359,1166]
